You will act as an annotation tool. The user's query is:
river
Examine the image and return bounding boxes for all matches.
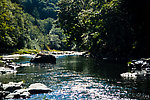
[0,55,150,99]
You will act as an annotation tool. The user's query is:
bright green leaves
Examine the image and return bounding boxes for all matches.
[91,32,99,38]
[0,0,16,47]
[0,0,65,51]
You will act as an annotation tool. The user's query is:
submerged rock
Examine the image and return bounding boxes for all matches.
[30,54,56,64]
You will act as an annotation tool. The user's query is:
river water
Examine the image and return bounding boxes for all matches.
[0,55,150,99]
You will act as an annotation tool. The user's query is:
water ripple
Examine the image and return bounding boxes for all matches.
[1,56,150,99]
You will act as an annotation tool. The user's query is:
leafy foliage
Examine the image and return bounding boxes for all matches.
[57,0,150,58]
[0,0,65,53]
[19,0,59,20]
[0,0,28,51]
[13,48,40,54]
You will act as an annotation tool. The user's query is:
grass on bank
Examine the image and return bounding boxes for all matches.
[13,49,40,54]
[12,48,61,55]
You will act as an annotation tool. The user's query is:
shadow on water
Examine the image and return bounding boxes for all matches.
[0,56,150,99]
[58,56,126,79]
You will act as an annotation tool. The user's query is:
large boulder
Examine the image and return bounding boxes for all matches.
[28,83,52,94]
[30,54,56,64]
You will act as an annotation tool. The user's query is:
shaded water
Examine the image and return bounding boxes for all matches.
[0,56,150,99]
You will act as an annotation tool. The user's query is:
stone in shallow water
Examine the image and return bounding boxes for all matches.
[2,81,24,93]
[30,54,56,64]
[28,83,52,94]
[5,89,30,99]
[120,72,137,79]
[5,83,52,99]
[0,67,17,75]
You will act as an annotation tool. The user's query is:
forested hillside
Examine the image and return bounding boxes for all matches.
[57,0,150,58]
[19,0,58,20]
[0,0,65,53]
[1,0,150,58]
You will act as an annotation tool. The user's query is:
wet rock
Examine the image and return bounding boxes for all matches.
[4,83,52,99]
[128,58,150,71]
[144,68,150,77]
[1,81,51,99]
[5,89,30,99]
[0,82,3,90]
[28,83,52,94]
[120,72,137,79]
[3,81,24,93]
[6,62,20,70]
[0,81,24,99]
[0,57,20,75]
[0,83,3,99]
[121,68,150,79]
[30,54,56,64]
[0,67,17,75]
[20,63,31,67]
[82,52,90,57]
[122,58,150,79]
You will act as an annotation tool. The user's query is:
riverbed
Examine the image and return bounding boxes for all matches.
[0,55,150,99]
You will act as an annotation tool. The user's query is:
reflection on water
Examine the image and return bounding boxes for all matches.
[0,56,150,99]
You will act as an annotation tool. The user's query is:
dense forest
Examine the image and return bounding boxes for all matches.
[0,0,65,53]
[57,0,150,58]
[1,0,150,59]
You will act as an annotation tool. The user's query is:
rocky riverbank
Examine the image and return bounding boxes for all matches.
[0,51,88,75]
[0,51,89,99]
[120,58,150,79]
[0,81,52,99]
[0,54,33,75]
[40,50,89,58]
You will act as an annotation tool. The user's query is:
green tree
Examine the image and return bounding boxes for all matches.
[57,0,149,58]
[0,0,65,52]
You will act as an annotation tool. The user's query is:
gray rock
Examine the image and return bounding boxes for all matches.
[0,82,2,90]
[28,83,52,94]
[4,82,51,99]
[5,89,30,99]
[5,92,21,99]
[0,91,3,100]
[3,81,24,93]
[0,83,3,97]
[0,90,10,99]
[0,83,3,99]
[0,67,17,75]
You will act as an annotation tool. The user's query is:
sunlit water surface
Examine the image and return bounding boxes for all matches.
[0,56,150,99]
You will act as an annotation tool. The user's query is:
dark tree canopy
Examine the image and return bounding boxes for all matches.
[57,0,150,58]
[1,0,150,58]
